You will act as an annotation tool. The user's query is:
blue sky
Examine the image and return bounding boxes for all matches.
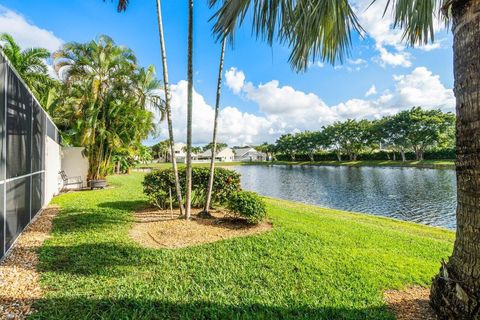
[0,0,454,146]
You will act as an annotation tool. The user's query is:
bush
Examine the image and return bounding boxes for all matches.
[143,167,240,209]
[226,191,266,224]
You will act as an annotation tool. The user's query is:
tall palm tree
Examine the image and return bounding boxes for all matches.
[185,0,194,219]
[203,37,227,216]
[210,0,480,318]
[53,35,152,180]
[112,0,185,216]
[0,33,51,98]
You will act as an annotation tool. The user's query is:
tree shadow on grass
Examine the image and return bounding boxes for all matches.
[28,297,395,320]
[97,200,150,211]
[38,242,158,276]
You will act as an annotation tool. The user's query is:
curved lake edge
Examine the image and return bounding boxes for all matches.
[232,165,456,230]
[264,196,455,234]
[238,160,455,170]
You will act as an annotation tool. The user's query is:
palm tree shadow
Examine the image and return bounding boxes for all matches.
[28,296,395,320]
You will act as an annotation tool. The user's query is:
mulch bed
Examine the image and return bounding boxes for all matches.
[0,206,59,320]
[384,285,437,319]
[130,208,272,249]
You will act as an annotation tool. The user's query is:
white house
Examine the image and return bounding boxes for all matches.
[234,147,267,162]
[173,143,198,163]
[198,147,235,162]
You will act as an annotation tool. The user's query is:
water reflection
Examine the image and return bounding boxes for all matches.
[233,165,456,229]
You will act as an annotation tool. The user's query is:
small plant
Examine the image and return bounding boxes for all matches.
[227,191,267,224]
[143,167,240,209]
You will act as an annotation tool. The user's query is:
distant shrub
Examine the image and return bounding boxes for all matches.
[227,191,266,224]
[143,167,240,209]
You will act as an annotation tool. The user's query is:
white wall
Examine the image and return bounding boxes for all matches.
[44,136,62,205]
[61,147,88,189]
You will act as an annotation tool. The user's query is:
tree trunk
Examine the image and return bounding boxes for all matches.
[392,153,396,161]
[156,0,184,216]
[185,0,194,219]
[400,150,406,162]
[203,37,226,216]
[336,152,342,162]
[430,1,480,319]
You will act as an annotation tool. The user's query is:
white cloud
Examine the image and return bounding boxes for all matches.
[353,0,443,67]
[0,6,63,52]
[365,85,377,97]
[348,58,367,65]
[224,67,245,94]
[393,67,455,111]
[152,66,454,146]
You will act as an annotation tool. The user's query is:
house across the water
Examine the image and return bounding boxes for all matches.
[234,147,267,162]
[198,147,235,162]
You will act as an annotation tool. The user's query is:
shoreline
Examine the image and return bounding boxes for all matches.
[136,159,455,170]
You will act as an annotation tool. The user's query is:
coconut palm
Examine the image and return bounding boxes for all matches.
[203,37,227,216]
[185,0,195,219]
[210,0,480,318]
[0,33,52,98]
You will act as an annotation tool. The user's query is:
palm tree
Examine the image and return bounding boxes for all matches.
[0,33,51,98]
[54,35,154,180]
[113,0,185,216]
[210,0,480,318]
[185,0,194,219]
[203,37,226,216]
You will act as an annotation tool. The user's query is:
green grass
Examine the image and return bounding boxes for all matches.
[137,159,455,170]
[33,173,454,319]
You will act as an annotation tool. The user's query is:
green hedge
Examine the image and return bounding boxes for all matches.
[143,167,240,209]
[275,148,455,161]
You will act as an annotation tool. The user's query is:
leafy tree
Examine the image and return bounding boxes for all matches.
[256,142,277,161]
[151,139,171,161]
[399,107,455,161]
[53,35,155,180]
[209,1,480,315]
[203,142,228,152]
[275,134,299,161]
[0,33,55,100]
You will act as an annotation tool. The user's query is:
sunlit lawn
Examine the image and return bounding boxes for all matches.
[34,173,454,319]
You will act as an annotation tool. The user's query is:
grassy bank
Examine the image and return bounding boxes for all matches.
[137,159,455,170]
[34,174,454,319]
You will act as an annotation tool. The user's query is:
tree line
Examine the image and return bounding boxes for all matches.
[270,107,455,162]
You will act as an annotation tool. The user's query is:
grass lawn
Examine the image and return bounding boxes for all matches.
[137,159,455,170]
[34,173,454,319]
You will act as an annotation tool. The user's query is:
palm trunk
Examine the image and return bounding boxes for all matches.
[185,0,194,219]
[156,0,184,216]
[430,1,480,319]
[203,37,226,216]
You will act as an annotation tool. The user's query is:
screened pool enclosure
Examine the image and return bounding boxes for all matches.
[0,51,61,259]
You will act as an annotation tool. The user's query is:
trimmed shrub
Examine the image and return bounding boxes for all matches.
[143,167,240,209]
[227,191,266,224]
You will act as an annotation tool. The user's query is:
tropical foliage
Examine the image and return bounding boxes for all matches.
[143,167,241,209]
[0,33,56,100]
[52,35,159,180]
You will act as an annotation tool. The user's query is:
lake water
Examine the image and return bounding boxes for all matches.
[233,165,457,229]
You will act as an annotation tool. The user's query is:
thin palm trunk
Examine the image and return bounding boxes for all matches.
[156,0,184,216]
[185,0,194,219]
[430,1,480,319]
[203,37,226,215]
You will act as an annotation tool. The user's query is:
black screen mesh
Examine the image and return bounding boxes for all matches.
[31,173,44,219]
[5,177,31,249]
[6,69,32,179]
[32,101,45,172]
[0,52,59,259]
